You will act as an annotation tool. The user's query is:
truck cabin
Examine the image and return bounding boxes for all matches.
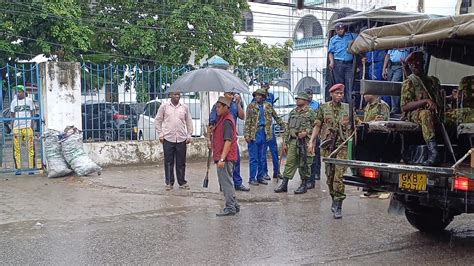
[346,14,474,168]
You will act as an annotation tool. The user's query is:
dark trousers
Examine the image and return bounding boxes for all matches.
[334,60,353,103]
[262,128,279,177]
[163,140,187,186]
[309,138,321,182]
[233,147,243,188]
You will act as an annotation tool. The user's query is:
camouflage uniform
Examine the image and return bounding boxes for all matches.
[445,75,474,127]
[244,102,286,141]
[282,105,317,182]
[400,74,442,142]
[315,101,351,201]
[363,99,390,122]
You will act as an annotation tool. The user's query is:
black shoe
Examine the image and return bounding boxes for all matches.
[273,173,283,179]
[331,200,337,213]
[236,205,240,213]
[294,183,307,194]
[257,179,268,185]
[314,176,321,181]
[216,210,236,217]
[235,184,250,191]
[263,174,271,181]
[249,180,260,186]
[422,140,439,166]
[333,201,343,219]
[305,181,315,189]
[274,178,289,193]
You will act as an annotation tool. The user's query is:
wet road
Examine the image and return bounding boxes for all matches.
[2,193,474,264]
[2,162,474,264]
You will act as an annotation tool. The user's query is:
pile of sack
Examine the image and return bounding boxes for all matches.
[42,126,102,178]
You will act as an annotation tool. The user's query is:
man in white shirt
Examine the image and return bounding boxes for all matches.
[155,92,193,190]
[10,85,36,174]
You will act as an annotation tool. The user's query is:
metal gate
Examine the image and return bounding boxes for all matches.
[0,64,43,174]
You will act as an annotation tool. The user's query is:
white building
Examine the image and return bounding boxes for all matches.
[236,0,459,100]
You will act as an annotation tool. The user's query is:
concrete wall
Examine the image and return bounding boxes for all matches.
[83,136,262,167]
[40,62,82,132]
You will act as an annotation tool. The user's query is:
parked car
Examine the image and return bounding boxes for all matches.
[82,103,137,141]
[137,98,202,141]
[113,102,140,140]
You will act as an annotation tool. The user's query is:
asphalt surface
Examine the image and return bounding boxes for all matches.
[2,162,474,264]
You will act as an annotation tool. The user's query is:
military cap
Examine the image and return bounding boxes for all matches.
[295,92,310,101]
[253,88,267,97]
[335,23,345,29]
[404,51,424,65]
[458,75,474,92]
[329,83,345,93]
[217,96,231,107]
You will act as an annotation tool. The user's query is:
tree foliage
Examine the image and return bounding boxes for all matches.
[236,37,293,70]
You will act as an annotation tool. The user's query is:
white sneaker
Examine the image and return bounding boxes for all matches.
[165,185,173,191]
[179,183,190,190]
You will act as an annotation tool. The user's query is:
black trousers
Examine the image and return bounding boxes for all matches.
[163,140,187,186]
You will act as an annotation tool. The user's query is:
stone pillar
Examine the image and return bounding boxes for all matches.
[40,62,82,132]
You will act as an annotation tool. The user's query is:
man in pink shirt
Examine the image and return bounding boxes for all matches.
[155,92,193,190]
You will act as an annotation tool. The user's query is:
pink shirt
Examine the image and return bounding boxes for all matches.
[155,101,193,143]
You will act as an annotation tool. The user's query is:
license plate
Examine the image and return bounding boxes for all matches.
[133,127,138,133]
[399,173,427,191]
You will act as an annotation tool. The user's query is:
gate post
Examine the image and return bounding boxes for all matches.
[39,62,82,131]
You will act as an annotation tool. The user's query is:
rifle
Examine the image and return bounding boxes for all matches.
[297,137,307,169]
[320,128,339,178]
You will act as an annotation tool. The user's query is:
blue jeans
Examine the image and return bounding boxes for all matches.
[309,138,321,182]
[233,147,243,188]
[334,60,354,103]
[262,129,279,177]
[248,128,266,182]
[388,64,404,114]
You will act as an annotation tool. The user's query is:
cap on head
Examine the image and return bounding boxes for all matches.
[260,82,270,89]
[16,85,25,92]
[217,96,231,107]
[329,83,345,93]
[295,92,310,101]
[335,23,345,30]
[253,88,267,98]
[304,88,314,95]
[404,51,424,65]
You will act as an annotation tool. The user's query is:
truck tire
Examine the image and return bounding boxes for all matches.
[405,209,452,233]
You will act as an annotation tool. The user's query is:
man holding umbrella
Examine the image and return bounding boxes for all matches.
[245,89,286,186]
[208,90,250,192]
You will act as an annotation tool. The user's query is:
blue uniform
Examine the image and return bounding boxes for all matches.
[329,32,357,103]
[209,100,244,188]
[386,48,412,114]
[248,103,267,181]
[308,100,321,182]
[366,50,391,108]
[328,33,357,61]
[252,92,280,178]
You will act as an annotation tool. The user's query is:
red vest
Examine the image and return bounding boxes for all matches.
[212,112,237,162]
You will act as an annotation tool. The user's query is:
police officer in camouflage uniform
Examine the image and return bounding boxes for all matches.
[274,92,316,194]
[363,94,390,122]
[400,51,442,166]
[308,83,351,219]
[445,75,474,127]
[245,89,286,186]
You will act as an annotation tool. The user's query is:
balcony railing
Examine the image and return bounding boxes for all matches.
[292,0,324,5]
[293,36,325,50]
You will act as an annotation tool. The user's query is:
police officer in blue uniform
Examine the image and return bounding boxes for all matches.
[328,23,357,103]
[382,48,413,114]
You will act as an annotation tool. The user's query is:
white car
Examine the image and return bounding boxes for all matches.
[137,98,202,140]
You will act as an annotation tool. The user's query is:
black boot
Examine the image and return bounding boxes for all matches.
[422,140,438,166]
[333,200,343,219]
[274,178,289,193]
[294,182,307,194]
[331,199,337,213]
[305,180,315,189]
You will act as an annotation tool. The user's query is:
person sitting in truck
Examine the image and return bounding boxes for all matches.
[445,75,474,126]
[400,51,443,166]
[362,94,390,122]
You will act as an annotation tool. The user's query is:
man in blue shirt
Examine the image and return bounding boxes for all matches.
[209,91,250,191]
[363,49,391,109]
[328,23,357,103]
[304,88,320,189]
[258,82,282,180]
[383,48,412,114]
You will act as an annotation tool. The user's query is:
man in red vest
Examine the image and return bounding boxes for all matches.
[213,96,240,216]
